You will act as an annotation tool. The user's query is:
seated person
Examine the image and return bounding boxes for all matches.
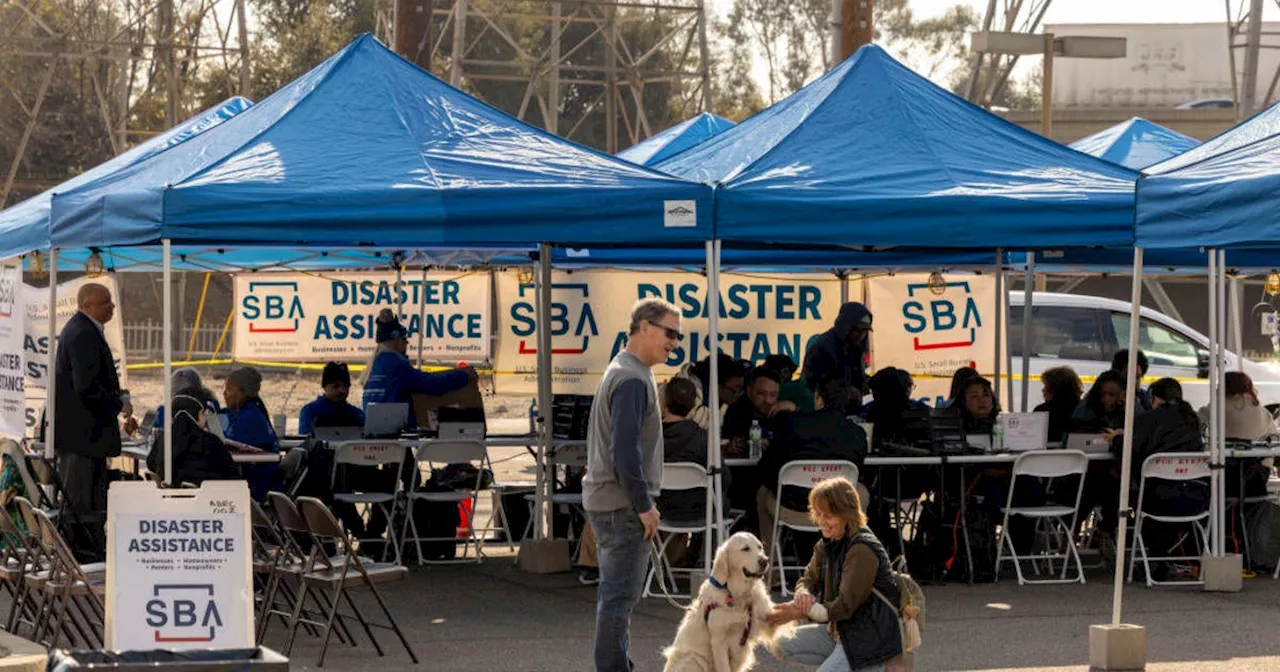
[147,391,238,485]
[722,366,795,449]
[661,353,744,430]
[1072,370,1130,436]
[222,367,280,501]
[1202,371,1276,565]
[937,366,979,408]
[153,368,221,429]
[1034,366,1083,445]
[299,362,365,435]
[657,377,713,524]
[859,367,929,425]
[1111,349,1151,412]
[763,354,816,414]
[757,379,867,558]
[1124,378,1208,581]
[953,375,998,435]
[362,309,476,427]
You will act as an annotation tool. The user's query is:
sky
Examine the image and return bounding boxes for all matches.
[709,0,1280,94]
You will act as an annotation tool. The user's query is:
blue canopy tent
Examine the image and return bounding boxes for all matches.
[0,96,252,261]
[1145,100,1280,175]
[657,44,1138,250]
[616,112,735,167]
[49,34,712,250]
[1069,117,1200,170]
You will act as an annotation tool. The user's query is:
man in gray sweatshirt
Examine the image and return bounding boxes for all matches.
[584,297,681,672]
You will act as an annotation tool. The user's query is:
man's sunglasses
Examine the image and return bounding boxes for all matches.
[647,320,684,342]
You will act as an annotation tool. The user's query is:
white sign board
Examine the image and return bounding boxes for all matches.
[0,264,24,439]
[106,480,253,650]
[233,271,490,363]
[866,273,1003,407]
[24,275,128,437]
[492,269,842,395]
[1262,312,1277,336]
[1000,412,1050,452]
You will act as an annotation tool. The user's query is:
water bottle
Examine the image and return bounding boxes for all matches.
[749,420,763,460]
[529,398,538,436]
[992,419,1005,454]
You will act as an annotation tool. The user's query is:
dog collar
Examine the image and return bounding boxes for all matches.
[707,575,729,591]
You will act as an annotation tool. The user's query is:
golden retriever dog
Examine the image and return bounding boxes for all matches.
[663,532,782,672]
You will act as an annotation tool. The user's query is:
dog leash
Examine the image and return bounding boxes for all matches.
[649,539,694,611]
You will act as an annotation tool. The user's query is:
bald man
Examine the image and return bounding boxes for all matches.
[54,283,131,553]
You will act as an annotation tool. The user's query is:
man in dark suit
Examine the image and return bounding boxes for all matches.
[54,283,133,530]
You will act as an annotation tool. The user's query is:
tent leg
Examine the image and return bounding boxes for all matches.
[992,249,1003,405]
[705,240,724,542]
[1111,246,1143,627]
[45,250,58,459]
[163,239,173,486]
[535,244,553,540]
[1020,253,1034,412]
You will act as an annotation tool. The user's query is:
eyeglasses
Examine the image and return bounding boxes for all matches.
[647,320,683,342]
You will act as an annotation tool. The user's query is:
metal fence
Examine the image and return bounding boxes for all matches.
[124,321,229,361]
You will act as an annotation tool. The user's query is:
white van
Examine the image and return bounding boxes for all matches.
[1007,292,1280,412]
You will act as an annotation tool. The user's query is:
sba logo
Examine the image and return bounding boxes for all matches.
[902,281,982,352]
[146,584,223,643]
[240,281,303,334]
[508,282,598,355]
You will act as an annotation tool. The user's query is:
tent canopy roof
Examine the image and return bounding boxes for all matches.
[49,34,712,252]
[655,44,1138,250]
[616,113,736,167]
[0,97,251,260]
[1069,117,1200,170]
[1145,100,1280,175]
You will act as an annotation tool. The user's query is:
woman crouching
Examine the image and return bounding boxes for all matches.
[767,477,905,672]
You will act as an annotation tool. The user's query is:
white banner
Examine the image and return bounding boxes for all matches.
[0,264,24,439]
[493,269,843,395]
[24,274,128,437]
[233,271,490,363]
[106,480,253,650]
[866,273,1004,407]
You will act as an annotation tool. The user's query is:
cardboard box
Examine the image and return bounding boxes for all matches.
[412,378,485,430]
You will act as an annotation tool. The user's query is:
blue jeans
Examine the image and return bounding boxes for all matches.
[772,624,888,672]
[587,508,650,672]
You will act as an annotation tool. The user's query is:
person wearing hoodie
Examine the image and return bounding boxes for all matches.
[298,362,365,435]
[362,309,476,427]
[801,302,873,410]
[757,379,868,559]
[148,391,238,486]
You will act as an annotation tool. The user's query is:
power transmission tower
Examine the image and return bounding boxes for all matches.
[387,0,712,153]
[0,0,250,206]
[1226,0,1280,118]
[964,0,1054,107]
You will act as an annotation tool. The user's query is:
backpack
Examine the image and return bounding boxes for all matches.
[871,561,926,654]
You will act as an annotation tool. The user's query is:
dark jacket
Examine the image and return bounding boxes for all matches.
[801,302,871,397]
[54,312,122,459]
[1071,400,1128,434]
[298,396,366,435]
[798,529,902,670]
[1034,396,1080,445]
[1121,405,1204,480]
[722,396,781,443]
[362,348,470,427]
[656,419,717,523]
[147,426,238,485]
[760,409,867,510]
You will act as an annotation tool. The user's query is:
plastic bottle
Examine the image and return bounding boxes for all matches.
[529,398,538,436]
[749,420,763,460]
[992,419,1005,454]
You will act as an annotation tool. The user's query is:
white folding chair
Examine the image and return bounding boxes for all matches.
[520,442,587,557]
[329,441,410,566]
[772,460,859,597]
[1127,453,1212,587]
[995,450,1088,585]
[643,462,714,600]
[402,440,488,565]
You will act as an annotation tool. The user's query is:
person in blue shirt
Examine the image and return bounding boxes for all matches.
[221,366,280,501]
[153,368,221,429]
[298,362,365,435]
[362,309,475,426]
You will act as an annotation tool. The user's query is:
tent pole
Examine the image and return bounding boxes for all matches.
[1207,248,1219,555]
[993,249,1002,405]
[535,244,554,540]
[417,266,428,367]
[44,250,57,460]
[705,240,724,546]
[1112,246,1144,626]
[1230,273,1243,371]
[1020,253,1034,411]
[1003,260,1014,406]
[163,239,173,486]
[1217,249,1228,555]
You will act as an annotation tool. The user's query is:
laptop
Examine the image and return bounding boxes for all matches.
[1065,433,1112,454]
[363,403,410,438]
[139,410,157,431]
[437,421,486,441]
[208,412,228,440]
[314,426,362,442]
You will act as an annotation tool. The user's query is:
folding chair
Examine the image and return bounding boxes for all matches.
[994,450,1088,585]
[772,460,859,597]
[26,506,104,649]
[520,441,587,556]
[289,497,418,667]
[1127,453,1212,587]
[252,499,324,645]
[402,440,487,565]
[263,492,358,649]
[280,446,310,498]
[0,504,36,632]
[6,443,101,561]
[644,462,714,600]
[330,441,410,566]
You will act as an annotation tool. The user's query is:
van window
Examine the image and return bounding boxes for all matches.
[1109,313,1199,369]
[1009,305,1108,361]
